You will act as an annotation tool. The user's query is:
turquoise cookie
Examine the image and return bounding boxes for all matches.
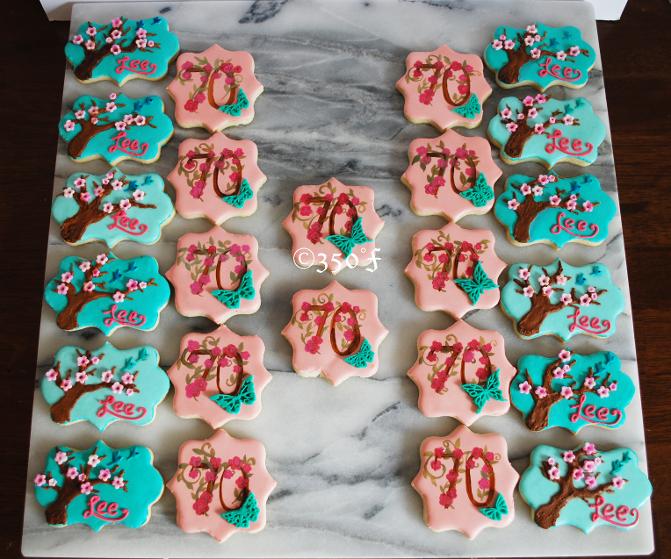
[488,95,606,168]
[484,23,595,90]
[520,443,651,532]
[494,173,616,247]
[33,442,163,530]
[41,342,169,431]
[59,92,173,165]
[501,259,624,341]
[66,16,179,85]
[52,168,174,246]
[512,350,635,432]
[44,252,170,335]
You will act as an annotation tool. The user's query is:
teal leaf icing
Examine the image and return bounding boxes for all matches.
[483,23,595,90]
[222,178,253,209]
[452,93,481,119]
[211,269,256,309]
[459,172,494,208]
[65,16,180,85]
[221,491,260,528]
[520,444,652,533]
[218,87,250,117]
[325,217,372,258]
[461,369,506,413]
[58,93,174,165]
[33,442,163,531]
[209,375,256,414]
[454,260,497,304]
[344,338,375,369]
[511,351,634,433]
[40,342,169,431]
[479,492,508,521]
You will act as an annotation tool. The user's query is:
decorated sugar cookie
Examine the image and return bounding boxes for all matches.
[167,430,276,542]
[44,252,170,334]
[283,179,384,274]
[166,227,268,324]
[66,16,180,85]
[412,424,518,538]
[167,44,263,132]
[405,222,505,318]
[282,281,388,385]
[168,325,271,428]
[520,443,652,531]
[484,23,596,91]
[40,342,169,431]
[396,45,492,131]
[494,172,615,247]
[59,92,173,165]
[501,259,624,341]
[488,95,606,168]
[168,132,266,224]
[52,168,174,246]
[512,350,634,433]
[408,320,515,426]
[402,130,501,221]
[33,442,163,530]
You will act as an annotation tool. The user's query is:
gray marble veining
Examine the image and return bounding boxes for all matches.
[23,0,653,556]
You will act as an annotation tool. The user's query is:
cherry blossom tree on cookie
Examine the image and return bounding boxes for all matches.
[405,55,478,109]
[490,24,589,85]
[69,17,160,81]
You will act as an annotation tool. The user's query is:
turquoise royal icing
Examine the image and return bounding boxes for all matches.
[501,259,624,341]
[520,444,652,532]
[58,92,173,165]
[488,96,605,167]
[65,16,179,85]
[33,442,163,530]
[494,173,616,247]
[44,252,170,335]
[511,351,635,433]
[40,342,169,431]
[484,23,595,90]
[52,168,174,246]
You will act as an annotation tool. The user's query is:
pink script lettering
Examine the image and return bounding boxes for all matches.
[550,211,599,239]
[569,393,622,426]
[108,210,149,236]
[108,131,149,157]
[567,307,611,336]
[115,56,157,76]
[589,495,639,528]
[545,129,594,157]
[102,304,147,328]
[83,495,129,523]
[96,395,147,421]
[537,57,582,82]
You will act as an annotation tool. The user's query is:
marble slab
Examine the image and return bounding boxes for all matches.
[22,0,654,556]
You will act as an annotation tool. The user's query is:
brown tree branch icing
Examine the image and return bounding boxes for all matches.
[514,262,569,337]
[497,32,554,84]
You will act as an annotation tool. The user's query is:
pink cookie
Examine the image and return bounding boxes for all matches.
[168,132,266,224]
[412,424,518,538]
[168,325,272,428]
[282,281,388,385]
[167,44,263,132]
[396,45,492,131]
[402,130,501,221]
[405,222,505,318]
[166,227,268,324]
[167,430,276,542]
[283,178,384,274]
[408,320,515,425]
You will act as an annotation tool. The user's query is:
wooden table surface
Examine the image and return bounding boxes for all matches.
[1,1,669,558]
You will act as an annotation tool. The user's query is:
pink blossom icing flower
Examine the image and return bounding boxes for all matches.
[492,39,503,50]
[55,451,68,465]
[563,450,575,463]
[542,285,553,297]
[111,29,122,40]
[101,369,114,383]
[504,39,515,50]
[556,273,568,285]
[518,267,531,280]
[520,183,532,195]
[571,468,584,481]
[112,17,123,28]
[112,179,124,190]
[103,202,114,214]
[88,454,101,467]
[506,122,518,133]
[535,386,548,399]
[585,475,598,489]
[523,286,535,298]
[552,366,565,379]
[98,468,112,482]
[560,386,574,399]
[112,476,125,489]
[580,293,592,306]
[518,380,532,394]
[94,186,104,197]
[80,191,92,203]
[66,466,79,479]
[79,261,91,272]
[96,253,108,265]
[530,48,541,59]
[74,110,86,120]
[63,120,75,132]
[597,386,610,398]
[568,45,581,57]
[583,460,596,473]
[547,457,556,466]
[61,272,74,284]
[594,456,603,465]
[86,26,97,37]
[538,274,550,286]
[609,381,618,392]
[517,112,525,121]
[76,355,89,367]
[139,281,147,290]
[114,121,127,131]
[558,349,571,362]
[549,195,561,206]
[122,372,135,385]
[583,442,597,455]
[72,34,84,45]
[560,293,572,306]
[113,291,125,303]
[80,482,93,495]
[56,283,69,295]
[83,281,95,293]
[85,40,96,51]
[106,102,117,113]
[45,368,58,382]
[526,24,537,34]
[136,38,147,49]
[501,107,512,119]
[507,199,520,210]
[548,466,560,480]
[110,44,121,55]
[612,476,626,489]
[582,200,594,212]
[527,107,538,119]
[112,382,124,394]
[532,185,544,197]
[556,50,567,61]
[120,198,131,210]
[123,114,134,124]
[522,95,535,107]
[63,187,75,198]
[34,474,47,487]
[563,115,575,126]
[524,35,535,46]
[135,115,146,126]
[584,376,596,389]
[75,372,87,384]
[133,190,145,201]
[127,278,139,291]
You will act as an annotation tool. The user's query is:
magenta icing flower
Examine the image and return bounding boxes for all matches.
[507,199,520,210]
[112,476,125,489]
[572,468,584,481]
[518,380,532,394]
[60,378,73,392]
[597,386,610,398]
[612,476,626,490]
[34,474,47,487]
[560,386,573,400]
[562,450,575,463]
[45,368,58,382]
[548,466,560,480]
[66,466,78,479]
[535,386,547,399]
[558,349,571,362]
[583,442,597,455]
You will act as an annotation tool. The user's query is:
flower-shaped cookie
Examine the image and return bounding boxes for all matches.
[167,44,263,132]
[396,44,492,131]
[282,281,388,385]
[412,424,518,538]
[40,342,169,431]
[402,130,501,221]
[283,178,384,274]
[166,227,268,324]
[168,132,266,224]
[405,222,505,318]
[33,441,163,530]
[168,325,272,428]
[408,320,515,425]
[167,430,276,542]
[58,92,173,165]
[44,252,170,334]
